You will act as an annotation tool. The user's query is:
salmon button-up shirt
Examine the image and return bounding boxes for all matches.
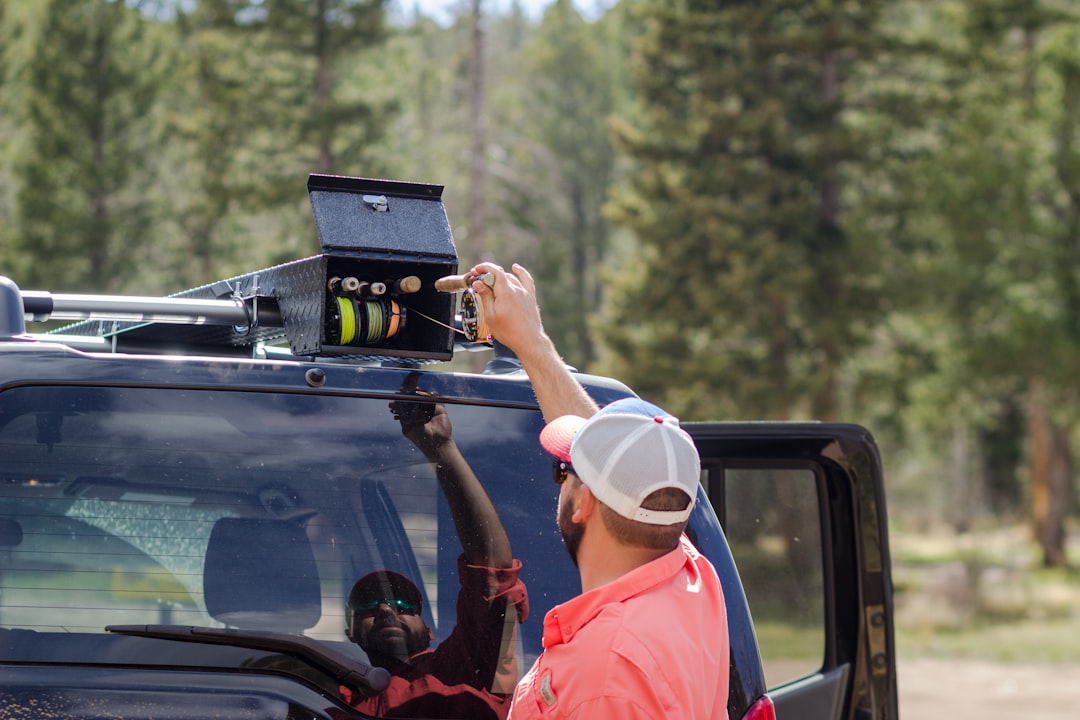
[509,535,729,719]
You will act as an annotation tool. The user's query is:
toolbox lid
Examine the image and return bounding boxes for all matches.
[307,174,457,260]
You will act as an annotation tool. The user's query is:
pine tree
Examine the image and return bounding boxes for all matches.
[13,0,163,291]
[177,0,398,266]
[503,0,621,367]
[901,0,1080,565]
[161,0,284,284]
[252,0,393,180]
[603,0,892,421]
[0,0,12,271]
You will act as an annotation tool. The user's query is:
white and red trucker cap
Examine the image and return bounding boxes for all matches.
[539,397,700,526]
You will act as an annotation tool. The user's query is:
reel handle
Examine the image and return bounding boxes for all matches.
[434,272,494,293]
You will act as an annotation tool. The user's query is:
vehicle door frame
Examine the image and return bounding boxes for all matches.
[684,422,898,720]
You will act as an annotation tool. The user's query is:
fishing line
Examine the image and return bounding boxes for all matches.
[409,308,468,336]
[409,291,491,343]
[330,297,404,346]
[336,297,357,345]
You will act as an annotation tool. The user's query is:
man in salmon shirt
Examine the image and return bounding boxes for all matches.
[468,261,730,720]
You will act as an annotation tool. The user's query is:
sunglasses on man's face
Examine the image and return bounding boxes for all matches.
[552,460,575,486]
[352,598,420,618]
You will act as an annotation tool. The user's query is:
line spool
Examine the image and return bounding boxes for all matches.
[331,297,405,346]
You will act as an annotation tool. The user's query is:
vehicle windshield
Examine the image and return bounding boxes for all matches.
[0,383,723,718]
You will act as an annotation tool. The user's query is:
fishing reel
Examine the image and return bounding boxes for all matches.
[433,272,493,343]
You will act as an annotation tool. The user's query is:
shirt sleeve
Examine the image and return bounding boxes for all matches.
[428,555,529,692]
[457,555,530,623]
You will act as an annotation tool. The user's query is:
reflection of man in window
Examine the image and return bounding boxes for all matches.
[341,398,529,719]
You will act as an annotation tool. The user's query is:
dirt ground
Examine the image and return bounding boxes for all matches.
[898,658,1079,718]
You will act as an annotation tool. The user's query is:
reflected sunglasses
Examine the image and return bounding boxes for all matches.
[351,598,420,618]
[552,460,575,486]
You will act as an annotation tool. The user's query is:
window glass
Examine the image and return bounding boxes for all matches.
[0,384,732,718]
[724,467,825,687]
[0,386,561,718]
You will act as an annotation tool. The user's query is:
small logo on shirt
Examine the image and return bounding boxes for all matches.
[539,671,557,707]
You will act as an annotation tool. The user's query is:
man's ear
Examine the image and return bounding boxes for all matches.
[573,484,596,523]
[345,613,360,644]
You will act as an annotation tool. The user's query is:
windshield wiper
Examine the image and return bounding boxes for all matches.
[106,624,391,697]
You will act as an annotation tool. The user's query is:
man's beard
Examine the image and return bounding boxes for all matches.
[558,494,584,567]
[361,620,431,664]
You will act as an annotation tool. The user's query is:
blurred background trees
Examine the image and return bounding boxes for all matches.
[1,0,1078,566]
[11,0,163,291]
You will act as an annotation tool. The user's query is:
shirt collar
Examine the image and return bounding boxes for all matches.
[542,538,690,649]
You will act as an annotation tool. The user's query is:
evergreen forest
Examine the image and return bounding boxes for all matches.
[2,0,1080,569]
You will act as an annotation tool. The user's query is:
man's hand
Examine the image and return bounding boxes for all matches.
[391,399,453,460]
[467,262,547,359]
[466,261,598,423]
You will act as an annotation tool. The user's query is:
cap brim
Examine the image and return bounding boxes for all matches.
[350,570,423,609]
[539,415,588,463]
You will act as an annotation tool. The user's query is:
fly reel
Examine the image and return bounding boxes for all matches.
[458,288,490,342]
[432,272,494,342]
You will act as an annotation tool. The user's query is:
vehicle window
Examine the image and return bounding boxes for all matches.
[0,386,553,717]
[724,466,825,688]
[0,383,733,719]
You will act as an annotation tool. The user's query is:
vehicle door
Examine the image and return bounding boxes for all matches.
[685,422,897,720]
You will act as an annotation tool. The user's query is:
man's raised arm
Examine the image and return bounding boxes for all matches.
[395,400,512,569]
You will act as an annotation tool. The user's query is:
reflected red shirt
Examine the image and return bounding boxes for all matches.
[508,536,729,719]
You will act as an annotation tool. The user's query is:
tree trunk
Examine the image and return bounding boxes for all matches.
[570,178,591,364]
[468,0,486,264]
[949,421,975,533]
[314,0,334,174]
[91,11,110,288]
[1027,376,1069,567]
[1044,424,1071,568]
[467,0,487,372]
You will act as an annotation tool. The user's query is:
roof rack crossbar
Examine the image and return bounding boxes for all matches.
[21,291,276,328]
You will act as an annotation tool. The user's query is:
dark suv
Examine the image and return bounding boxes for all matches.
[0,175,897,720]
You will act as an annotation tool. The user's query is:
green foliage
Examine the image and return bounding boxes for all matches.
[908,4,1074,384]
[0,2,12,269]
[603,0,894,421]
[501,0,623,368]
[12,0,165,291]
[846,1,1080,553]
[252,0,393,181]
[1,0,1079,536]
[161,4,269,284]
